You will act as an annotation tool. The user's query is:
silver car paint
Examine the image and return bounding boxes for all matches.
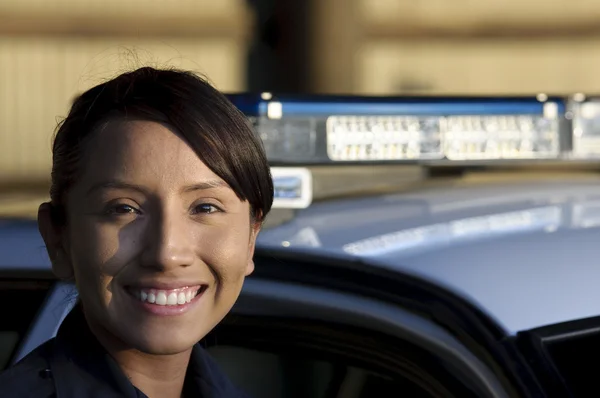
[258,179,600,334]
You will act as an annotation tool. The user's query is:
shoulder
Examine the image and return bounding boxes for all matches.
[0,339,56,398]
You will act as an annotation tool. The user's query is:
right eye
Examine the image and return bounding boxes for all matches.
[104,204,140,216]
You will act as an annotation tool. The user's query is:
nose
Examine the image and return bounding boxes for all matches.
[140,211,195,271]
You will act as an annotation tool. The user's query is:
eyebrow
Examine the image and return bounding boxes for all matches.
[86,179,230,197]
[182,180,230,193]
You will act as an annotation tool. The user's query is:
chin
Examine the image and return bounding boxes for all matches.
[131,336,197,356]
[124,325,208,356]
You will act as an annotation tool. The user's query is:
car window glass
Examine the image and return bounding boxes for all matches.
[544,330,600,396]
[208,345,435,398]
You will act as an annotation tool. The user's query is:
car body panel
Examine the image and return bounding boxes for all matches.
[257,177,600,335]
[0,219,49,271]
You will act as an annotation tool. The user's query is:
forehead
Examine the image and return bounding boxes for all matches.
[81,120,219,184]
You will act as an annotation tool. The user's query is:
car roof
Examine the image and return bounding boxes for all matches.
[257,174,600,335]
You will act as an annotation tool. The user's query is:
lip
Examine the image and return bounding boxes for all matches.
[124,284,208,316]
[126,281,209,290]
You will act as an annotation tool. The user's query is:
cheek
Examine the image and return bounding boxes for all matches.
[198,224,252,285]
[67,219,141,290]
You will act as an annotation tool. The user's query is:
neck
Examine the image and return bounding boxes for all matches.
[88,318,193,398]
[112,348,193,398]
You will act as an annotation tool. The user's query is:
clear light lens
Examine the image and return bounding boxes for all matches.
[270,167,313,209]
[273,177,302,198]
[443,115,559,160]
[326,116,443,161]
[257,118,317,162]
[572,101,600,157]
[326,114,559,162]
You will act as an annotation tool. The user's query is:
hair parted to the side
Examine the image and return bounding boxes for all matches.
[49,66,273,224]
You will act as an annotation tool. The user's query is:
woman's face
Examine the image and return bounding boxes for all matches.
[41,120,259,355]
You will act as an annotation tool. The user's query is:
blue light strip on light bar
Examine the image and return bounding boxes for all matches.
[227,94,567,117]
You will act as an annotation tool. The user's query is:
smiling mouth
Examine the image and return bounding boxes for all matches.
[127,286,207,306]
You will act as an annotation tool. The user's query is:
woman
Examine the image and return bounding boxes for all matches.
[0,67,273,397]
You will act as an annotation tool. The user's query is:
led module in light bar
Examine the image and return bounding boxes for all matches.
[326,116,442,161]
[443,114,559,160]
[254,118,318,162]
[571,96,600,158]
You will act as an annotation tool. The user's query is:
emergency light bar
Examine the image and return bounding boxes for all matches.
[227,93,567,164]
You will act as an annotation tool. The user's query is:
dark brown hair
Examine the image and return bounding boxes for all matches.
[50,67,273,223]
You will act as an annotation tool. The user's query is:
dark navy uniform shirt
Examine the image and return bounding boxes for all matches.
[0,305,250,398]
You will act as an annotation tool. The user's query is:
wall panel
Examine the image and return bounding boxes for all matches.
[0,38,245,180]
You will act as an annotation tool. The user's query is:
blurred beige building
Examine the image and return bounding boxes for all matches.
[0,0,252,184]
[311,0,600,95]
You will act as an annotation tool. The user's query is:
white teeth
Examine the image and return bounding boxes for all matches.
[147,293,156,304]
[134,287,202,306]
[156,292,168,305]
[167,292,178,305]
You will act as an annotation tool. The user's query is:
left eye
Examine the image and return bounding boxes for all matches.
[192,204,221,214]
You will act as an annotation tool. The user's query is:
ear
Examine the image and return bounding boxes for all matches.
[38,202,74,280]
[245,221,261,277]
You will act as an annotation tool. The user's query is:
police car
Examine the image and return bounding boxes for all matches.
[3,94,600,398]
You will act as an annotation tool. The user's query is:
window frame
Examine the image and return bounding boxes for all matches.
[206,315,483,397]
[515,316,600,397]
[232,276,516,397]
